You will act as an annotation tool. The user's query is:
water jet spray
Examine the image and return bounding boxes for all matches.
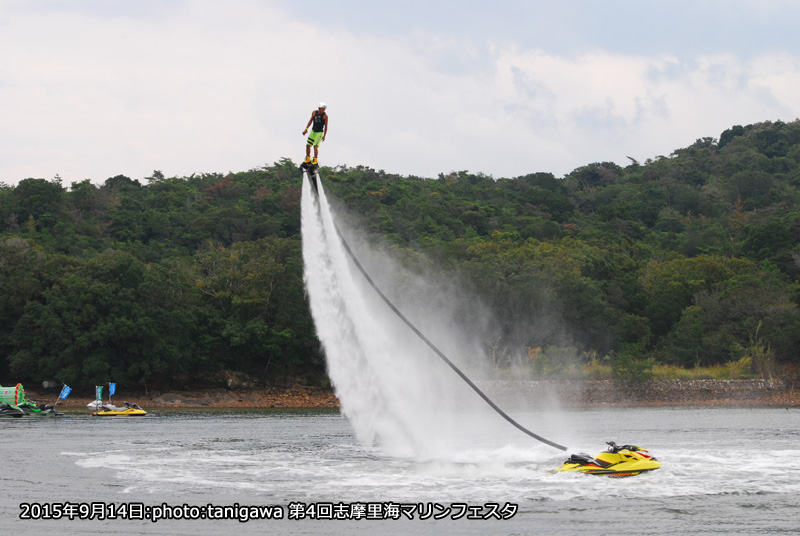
[301,170,566,452]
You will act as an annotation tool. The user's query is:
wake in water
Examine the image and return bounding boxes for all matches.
[300,173,563,459]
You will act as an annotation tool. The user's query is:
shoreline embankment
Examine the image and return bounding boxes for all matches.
[23,379,799,410]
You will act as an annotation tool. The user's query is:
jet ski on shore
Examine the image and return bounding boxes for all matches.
[0,403,25,418]
[555,441,661,477]
[92,401,147,417]
[17,401,63,416]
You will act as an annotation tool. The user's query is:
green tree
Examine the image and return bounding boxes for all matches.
[193,237,315,378]
[640,254,758,340]
[9,251,202,386]
[9,178,64,230]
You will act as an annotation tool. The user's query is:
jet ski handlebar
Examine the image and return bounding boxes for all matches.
[606,441,644,453]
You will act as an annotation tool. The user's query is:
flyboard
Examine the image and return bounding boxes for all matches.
[301,164,660,473]
[299,160,320,192]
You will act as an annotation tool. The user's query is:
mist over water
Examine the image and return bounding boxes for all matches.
[300,174,564,459]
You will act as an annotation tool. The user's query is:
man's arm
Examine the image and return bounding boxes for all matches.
[322,114,328,140]
[303,111,315,134]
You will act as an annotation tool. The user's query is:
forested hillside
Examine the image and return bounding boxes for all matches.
[2,120,799,388]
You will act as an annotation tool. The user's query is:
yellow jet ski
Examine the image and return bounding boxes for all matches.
[93,401,147,417]
[555,441,660,477]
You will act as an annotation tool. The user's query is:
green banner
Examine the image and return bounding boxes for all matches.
[96,386,103,400]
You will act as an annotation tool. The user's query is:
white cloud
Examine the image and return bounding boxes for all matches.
[0,1,308,182]
[485,48,800,170]
[1,1,799,185]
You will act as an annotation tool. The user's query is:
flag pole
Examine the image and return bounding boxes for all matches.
[53,384,71,408]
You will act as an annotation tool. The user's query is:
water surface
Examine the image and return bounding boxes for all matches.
[3,406,799,535]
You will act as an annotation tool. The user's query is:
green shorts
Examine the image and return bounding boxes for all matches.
[307,131,324,147]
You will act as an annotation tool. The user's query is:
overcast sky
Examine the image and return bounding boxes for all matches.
[2,0,799,185]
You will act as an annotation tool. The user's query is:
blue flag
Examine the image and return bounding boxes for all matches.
[59,385,71,400]
[109,383,116,397]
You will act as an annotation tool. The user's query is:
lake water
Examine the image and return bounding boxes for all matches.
[2,406,799,535]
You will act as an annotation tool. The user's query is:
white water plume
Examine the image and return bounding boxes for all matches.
[301,173,565,459]
[301,174,482,457]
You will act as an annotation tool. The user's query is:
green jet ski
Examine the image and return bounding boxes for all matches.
[17,401,63,416]
[0,403,25,418]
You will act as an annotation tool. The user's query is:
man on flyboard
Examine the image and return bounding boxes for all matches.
[302,103,328,169]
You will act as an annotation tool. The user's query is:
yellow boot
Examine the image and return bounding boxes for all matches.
[303,155,311,164]
[311,157,318,165]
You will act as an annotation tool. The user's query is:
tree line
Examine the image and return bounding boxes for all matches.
[1,120,799,388]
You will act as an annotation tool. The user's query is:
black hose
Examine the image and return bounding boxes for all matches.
[312,172,567,451]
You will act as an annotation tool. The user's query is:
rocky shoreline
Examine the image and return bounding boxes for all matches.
[24,379,799,410]
[476,379,798,408]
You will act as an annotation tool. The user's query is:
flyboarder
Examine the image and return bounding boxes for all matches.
[302,102,328,166]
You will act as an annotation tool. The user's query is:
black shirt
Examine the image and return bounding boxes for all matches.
[312,111,326,132]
